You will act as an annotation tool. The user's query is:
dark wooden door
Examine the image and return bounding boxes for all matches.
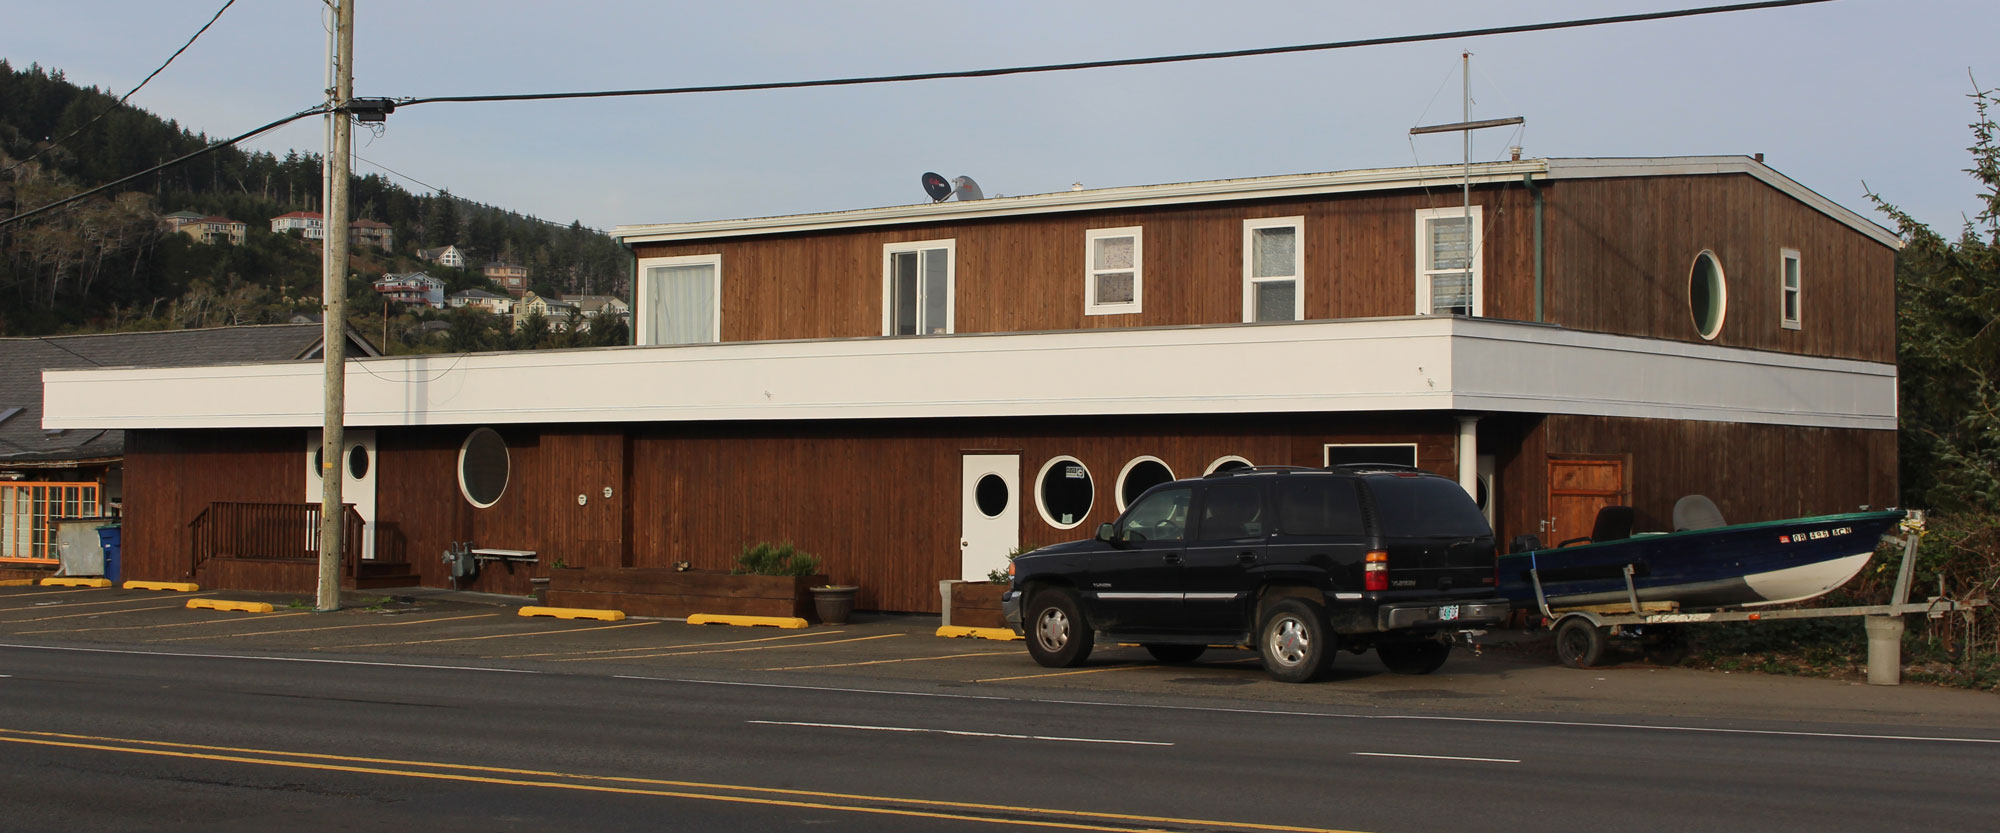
[1547,458,1625,546]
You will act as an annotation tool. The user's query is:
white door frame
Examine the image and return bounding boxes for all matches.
[306,429,377,560]
[959,453,1020,581]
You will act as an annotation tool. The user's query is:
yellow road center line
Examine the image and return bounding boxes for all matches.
[19,611,311,635]
[148,612,501,642]
[317,619,658,650]
[0,595,215,618]
[0,728,1368,833]
[764,651,1013,672]
[498,628,846,659]
[552,632,904,662]
[4,603,202,626]
[972,664,1142,683]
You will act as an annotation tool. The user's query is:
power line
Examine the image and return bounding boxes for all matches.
[394,1,1831,109]
[351,153,603,232]
[2,0,239,175]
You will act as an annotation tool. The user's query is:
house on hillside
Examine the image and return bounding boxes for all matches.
[513,292,578,330]
[166,214,247,246]
[269,212,393,251]
[41,156,1899,612]
[349,219,394,252]
[373,272,445,308]
[419,245,468,269]
[562,294,630,322]
[2,325,377,576]
[448,288,513,315]
[484,262,529,296]
[270,211,325,240]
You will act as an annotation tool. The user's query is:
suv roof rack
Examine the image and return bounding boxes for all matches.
[1329,463,1428,475]
[1202,465,1326,478]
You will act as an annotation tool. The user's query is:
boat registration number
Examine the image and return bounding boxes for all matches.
[1437,605,1460,621]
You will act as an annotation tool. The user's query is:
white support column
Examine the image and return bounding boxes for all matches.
[1457,414,1480,498]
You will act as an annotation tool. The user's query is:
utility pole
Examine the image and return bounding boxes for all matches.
[316,0,354,612]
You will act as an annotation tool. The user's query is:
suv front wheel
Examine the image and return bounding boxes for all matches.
[1024,588,1094,668]
[1258,598,1332,683]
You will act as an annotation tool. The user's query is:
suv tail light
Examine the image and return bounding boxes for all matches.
[1364,550,1389,592]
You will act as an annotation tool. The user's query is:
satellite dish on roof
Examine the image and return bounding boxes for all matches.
[950,176,985,201]
[921,172,952,202]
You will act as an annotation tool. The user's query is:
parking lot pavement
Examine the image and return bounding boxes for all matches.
[4,584,1996,730]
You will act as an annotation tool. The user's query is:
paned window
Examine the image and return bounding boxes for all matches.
[636,254,720,346]
[1415,206,1483,316]
[1780,248,1802,330]
[1243,217,1303,322]
[884,239,955,335]
[1085,227,1142,315]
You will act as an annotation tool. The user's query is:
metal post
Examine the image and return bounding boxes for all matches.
[316,0,354,612]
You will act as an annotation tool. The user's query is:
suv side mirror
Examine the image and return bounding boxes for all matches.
[1096,522,1118,545]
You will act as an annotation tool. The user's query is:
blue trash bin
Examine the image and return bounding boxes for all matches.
[97,526,122,583]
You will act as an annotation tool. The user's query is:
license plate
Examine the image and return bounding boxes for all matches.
[1438,605,1461,621]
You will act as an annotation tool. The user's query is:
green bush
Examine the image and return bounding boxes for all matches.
[731,541,821,578]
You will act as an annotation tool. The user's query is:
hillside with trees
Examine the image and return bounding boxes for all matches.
[0,60,631,349]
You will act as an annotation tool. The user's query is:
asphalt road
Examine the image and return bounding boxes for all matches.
[2,586,1996,832]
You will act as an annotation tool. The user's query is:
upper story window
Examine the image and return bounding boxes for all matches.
[1243,216,1304,322]
[636,254,720,346]
[883,239,955,335]
[1780,248,1802,330]
[1690,249,1728,340]
[1415,206,1483,316]
[1085,227,1142,315]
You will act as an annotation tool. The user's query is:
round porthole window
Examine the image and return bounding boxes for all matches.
[1035,456,1094,529]
[1116,457,1176,511]
[975,474,1009,518]
[1689,250,1727,340]
[347,445,369,479]
[458,427,510,509]
[1205,456,1253,475]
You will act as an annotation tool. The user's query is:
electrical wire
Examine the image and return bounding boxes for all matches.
[2,0,239,175]
[351,153,602,232]
[393,1,1833,109]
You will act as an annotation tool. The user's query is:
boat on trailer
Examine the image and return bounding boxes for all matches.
[1498,509,1906,611]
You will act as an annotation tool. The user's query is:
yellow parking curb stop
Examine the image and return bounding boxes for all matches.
[40,577,112,588]
[188,598,275,613]
[520,606,626,621]
[687,614,807,629]
[0,579,36,587]
[124,581,200,592]
[937,626,1022,641]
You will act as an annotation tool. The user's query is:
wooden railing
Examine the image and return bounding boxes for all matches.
[189,502,369,577]
[0,481,100,564]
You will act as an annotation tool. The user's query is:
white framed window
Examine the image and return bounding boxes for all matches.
[458,428,511,509]
[1115,455,1176,512]
[1085,226,1142,315]
[1204,455,1253,475]
[1415,206,1483,316]
[1690,249,1728,340]
[1780,248,1802,330]
[883,239,956,335]
[635,253,721,346]
[1243,216,1304,322]
[1324,443,1418,468]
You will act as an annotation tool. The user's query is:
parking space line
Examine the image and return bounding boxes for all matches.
[497,629,846,659]
[314,620,658,650]
[552,632,903,662]
[147,612,502,642]
[2,602,200,626]
[971,664,1142,683]
[0,587,116,600]
[747,720,1174,747]
[20,612,311,635]
[764,651,1014,672]
[0,595,215,617]
[1351,752,1519,764]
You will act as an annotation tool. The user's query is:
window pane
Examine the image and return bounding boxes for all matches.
[1254,279,1296,322]
[1119,459,1175,508]
[648,264,716,345]
[922,248,949,334]
[1325,445,1417,467]
[1196,482,1264,541]
[1038,459,1093,526]
[1093,236,1134,270]
[892,252,918,335]
[1430,272,1473,315]
[1095,272,1134,304]
[1429,216,1472,270]
[1118,486,1191,542]
[1274,478,1363,536]
[1251,227,1296,278]
[1370,476,1491,538]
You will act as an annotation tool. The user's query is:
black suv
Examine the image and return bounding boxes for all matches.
[1002,465,1509,682]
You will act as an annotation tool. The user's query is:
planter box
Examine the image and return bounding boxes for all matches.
[949,580,1008,629]
[545,568,828,622]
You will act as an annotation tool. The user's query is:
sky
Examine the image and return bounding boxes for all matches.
[6,0,1999,236]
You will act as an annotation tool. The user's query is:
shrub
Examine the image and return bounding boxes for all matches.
[731,541,821,578]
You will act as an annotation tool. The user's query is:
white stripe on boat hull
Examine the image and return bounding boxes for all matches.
[1740,550,1875,607]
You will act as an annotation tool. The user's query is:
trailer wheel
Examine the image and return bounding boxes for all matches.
[1554,617,1607,668]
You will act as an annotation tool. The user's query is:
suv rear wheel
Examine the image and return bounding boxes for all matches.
[1258,598,1331,683]
[1024,588,1093,668]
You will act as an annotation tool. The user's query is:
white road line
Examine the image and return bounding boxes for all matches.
[0,643,537,674]
[1353,752,1519,764]
[747,720,1172,746]
[645,677,2000,746]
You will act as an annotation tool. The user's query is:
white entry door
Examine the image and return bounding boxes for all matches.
[960,453,1020,581]
[306,429,377,560]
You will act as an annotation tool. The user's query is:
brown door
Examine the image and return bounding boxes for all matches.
[1547,458,1625,546]
[563,459,623,565]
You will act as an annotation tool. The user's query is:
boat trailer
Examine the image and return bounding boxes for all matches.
[1525,511,1986,684]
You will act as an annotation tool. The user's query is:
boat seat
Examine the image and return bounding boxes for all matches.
[1672,495,1727,531]
[1558,505,1635,547]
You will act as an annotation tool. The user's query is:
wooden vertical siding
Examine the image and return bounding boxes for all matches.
[123,429,298,582]
[629,185,1541,339]
[1543,174,1897,361]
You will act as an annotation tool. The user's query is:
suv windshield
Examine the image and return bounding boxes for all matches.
[1118,486,1191,542]
[1367,475,1490,538]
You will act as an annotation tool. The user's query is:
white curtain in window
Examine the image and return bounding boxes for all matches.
[1252,227,1296,277]
[647,263,716,345]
